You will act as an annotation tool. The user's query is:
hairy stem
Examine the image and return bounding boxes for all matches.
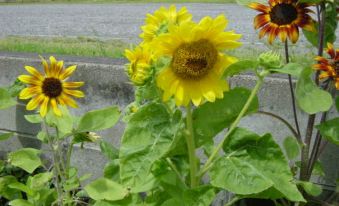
[185,104,198,188]
[300,1,326,181]
[199,77,264,178]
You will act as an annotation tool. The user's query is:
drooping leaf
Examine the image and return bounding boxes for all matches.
[270,63,303,77]
[77,106,120,133]
[7,79,26,98]
[223,60,257,77]
[37,131,48,143]
[316,118,339,145]
[335,96,339,112]
[298,181,322,197]
[211,128,305,202]
[104,160,120,182]
[119,103,182,191]
[0,132,14,141]
[24,114,43,124]
[193,87,258,147]
[85,178,128,201]
[8,182,35,196]
[312,161,325,177]
[296,67,332,114]
[283,136,300,160]
[303,2,337,47]
[8,148,42,173]
[0,88,16,110]
[30,172,53,189]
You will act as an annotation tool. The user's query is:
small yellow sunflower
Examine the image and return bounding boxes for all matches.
[313,43,339,90]
[140,5,192,43]
[154,15,241,106]
[18,56,84,117]
[125,45,153,86]
[249,0,315,44]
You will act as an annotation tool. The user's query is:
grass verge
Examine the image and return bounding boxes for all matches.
[0,36,314,67]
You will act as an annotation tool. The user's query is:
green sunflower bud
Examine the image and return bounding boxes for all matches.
[258,51,281,69]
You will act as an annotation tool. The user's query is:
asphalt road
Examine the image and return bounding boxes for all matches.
[0,3,261,44]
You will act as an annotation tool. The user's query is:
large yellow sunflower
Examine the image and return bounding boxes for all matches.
[140,5,192,43]
[125,45,153,86]
[313,43,339,89]
[18,56,84,117]
[154,15,241,106]
[249,0,315,44]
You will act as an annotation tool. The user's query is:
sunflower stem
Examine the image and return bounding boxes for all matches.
[185,103,198,188]
[284,40,301,139]
[198,75,265,178]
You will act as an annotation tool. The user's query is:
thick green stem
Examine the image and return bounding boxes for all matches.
[185,104,198,188]
[199,77,264,177]
[224,196,240,206]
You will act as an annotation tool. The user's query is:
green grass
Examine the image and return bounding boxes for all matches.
[0,36,130,58]
[0,36,314,67]
[0,0,235,4]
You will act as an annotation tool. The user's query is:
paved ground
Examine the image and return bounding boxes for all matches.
[0,3,266,44]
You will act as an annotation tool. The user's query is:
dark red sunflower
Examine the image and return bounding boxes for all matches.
[249,0,315,44]
[313,43,339,89]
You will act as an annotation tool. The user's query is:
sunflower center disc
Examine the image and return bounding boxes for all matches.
[172,39,218,79]
[270,3,298,25]
[42,77,63,98]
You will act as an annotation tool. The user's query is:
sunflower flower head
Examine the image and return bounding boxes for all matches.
[154,15,242,107]
[18,56,84,117]
[313,43,339,89]
[249,0,315,44]
[258,51,281,69]
[140,5,192,43]
[125,45,153,86]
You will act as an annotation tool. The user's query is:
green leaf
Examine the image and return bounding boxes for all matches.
[298,181,322,197]
[312,161,325,177]
[30,172,53,189]
[296,67,332,114]
[9,199,34,206]
[0,88,16,110]
[104,160,120,181]
[100,141,119,160]
[0,176,22,200]
[303,2,337,47]
[335,96,339,112]
[283,136,300,160]
[270,63,303,77]
[298,0,322,3]
[46,106,73,136]
[119,103,181,190]
[77,106,120,133]
[7,79,25,98]
[9,182,35,196]
[0,132,14,141]
[316,118,339,145]
[37,131,48,143]
[193,87,258,147]
[236,0,266,6]
[24,114,42,124]
[8,148,42,173]
[223,60,257,77]
[85,178,128,201]
[211,128,305,202]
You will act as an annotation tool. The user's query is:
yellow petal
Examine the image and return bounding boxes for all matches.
[19,86,41,99]
[63,89,84,98]
[25,66,43,80]
[49,56,57,77]
[26,94,44,111]
[39,97,49,117]
[50,98,62,116]
[60,94,78,108]
[63,82,84,88]
[18,75,42,86]
[39,55,50,77]
[60,65,77,80]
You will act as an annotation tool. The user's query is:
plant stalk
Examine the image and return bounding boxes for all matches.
[185,103,198,188]
[224,196,240,206]
[199,77,264,178]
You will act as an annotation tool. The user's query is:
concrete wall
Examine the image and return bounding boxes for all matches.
[0,52,338,195]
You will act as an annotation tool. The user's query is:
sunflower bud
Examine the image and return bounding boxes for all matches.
[258,51,281,69]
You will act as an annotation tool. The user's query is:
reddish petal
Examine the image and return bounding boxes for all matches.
[249,3,270,13]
